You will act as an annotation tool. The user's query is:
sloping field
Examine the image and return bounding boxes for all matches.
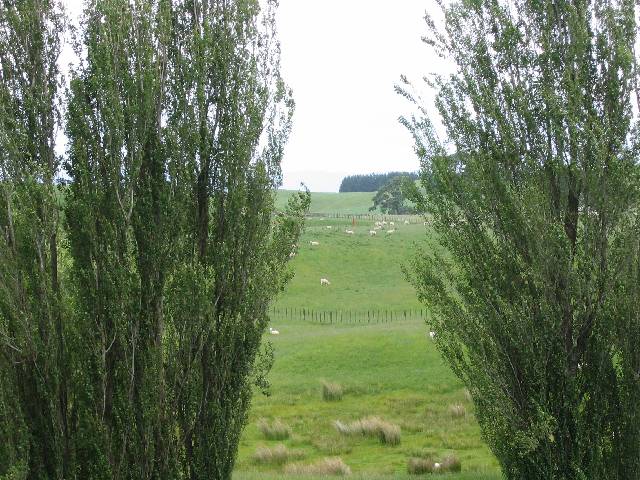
[233,216,501,479]
[276,189,376,214]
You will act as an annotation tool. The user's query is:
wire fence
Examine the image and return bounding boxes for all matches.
[268,306,427,325]
[305,212,425,223]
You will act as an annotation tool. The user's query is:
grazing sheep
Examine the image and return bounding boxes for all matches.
[345,230,354,235]
[386,229,395,235]
[423,221,428,226]
[404,220,410,225]
[434,463,441,470]
[326,225,333,229]
[310,240,320,246]
[269,327,280,335]
[389,221,395,226]
[382,221,388,226]
[320,278,331,286]
[369,230,377,236]
[289,252,296,258]
[429,331,436,339]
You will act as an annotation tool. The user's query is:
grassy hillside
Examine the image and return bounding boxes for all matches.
[276,189,376,214]
[233,217,500,479]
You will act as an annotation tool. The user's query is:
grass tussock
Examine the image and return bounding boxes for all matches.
[449,403,466,418]
[311,436,353,455]
[333,416,401,446]
[252,444,304,465]
[407,454,462,475]
[257,418,291,440]
[322,381,344,401]
[284,457,352,476]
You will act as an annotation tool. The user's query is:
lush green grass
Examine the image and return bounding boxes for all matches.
[233,217,501,479]
[277,189,376,214]
[275,218,428,312]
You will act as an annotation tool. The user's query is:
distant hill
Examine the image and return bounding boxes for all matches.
[338,171,418,192]
[276,190,376,214]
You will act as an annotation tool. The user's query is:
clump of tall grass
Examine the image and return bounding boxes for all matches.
[257,418,291,440]
[311,436,353,455]
[322,381,344,401]
[407,454,461,474]
[333,416,401,446]
[252,444,304,465]
[407,457,436,474]
[449,403,466,418]
[284,457,351,476]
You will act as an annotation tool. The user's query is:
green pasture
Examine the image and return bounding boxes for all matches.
[276,190,376,214]
[233,216,501,479]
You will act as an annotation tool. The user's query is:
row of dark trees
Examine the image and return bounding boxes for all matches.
[338,171,418,192]
[0,1,308,479]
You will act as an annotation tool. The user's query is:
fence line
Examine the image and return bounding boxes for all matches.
[304,212,425,223]
[268,306,427,325]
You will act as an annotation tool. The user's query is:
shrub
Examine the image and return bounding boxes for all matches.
[449,403,466,418]
[284,457,351,476]
[252,444,304,465]
[333,416,401,446]
[257,418,291,440]
[322,381,344,401]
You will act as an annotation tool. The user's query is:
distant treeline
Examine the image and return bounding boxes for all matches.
[339,171,418,192]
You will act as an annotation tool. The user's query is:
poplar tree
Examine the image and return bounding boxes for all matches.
[401,0,640,477]
[164,1,305,478]
[65,0,175,476]
[0,1,68,478]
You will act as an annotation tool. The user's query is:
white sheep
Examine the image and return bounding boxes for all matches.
[289,251,296,258]
[429,331,436,339]
[389,221,395,226]
[404,220,410,225]
[386,229,395,235]
[269,327,280,335]
[434,462,441,470]
[369,230,377,236]
[326,225,333,229]
[320,278,331,286]
[345,229,354,235]
[310,240,319,246]
[382,221,388,226]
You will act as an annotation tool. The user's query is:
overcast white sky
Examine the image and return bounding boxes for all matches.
[277,1,436,191]
[60,1,442,192]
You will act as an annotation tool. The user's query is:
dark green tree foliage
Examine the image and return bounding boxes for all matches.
[63,0,306,479]
[369,175,416,214]
[339,171,418,192]
[401,0,640,477]
[163,2,304,478]
[0,1,68,478]
[65,0,175,477]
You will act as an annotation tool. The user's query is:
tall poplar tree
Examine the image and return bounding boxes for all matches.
[0,1,68,478]
[164,1,305,478]
[401,0,640,477]
[65,0,305,478]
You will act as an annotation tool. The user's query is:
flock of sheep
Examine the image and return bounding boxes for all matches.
[275,218,432,337]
